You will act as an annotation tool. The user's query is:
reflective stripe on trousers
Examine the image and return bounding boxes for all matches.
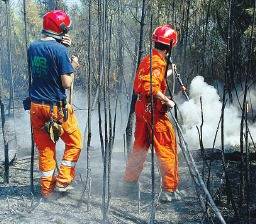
[41,169,55,177]
[61,160,76,167]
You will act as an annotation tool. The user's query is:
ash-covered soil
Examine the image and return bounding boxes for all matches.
[0,146,214,224]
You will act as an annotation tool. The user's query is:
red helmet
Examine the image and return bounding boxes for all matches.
[152,24,178,47]
[42,10,71,39]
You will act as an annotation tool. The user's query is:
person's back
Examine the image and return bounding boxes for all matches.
[133,49,168,118]
[133,51,166,98]
[29,39,73,103]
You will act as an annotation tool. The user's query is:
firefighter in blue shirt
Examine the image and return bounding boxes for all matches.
[28,10,82,198]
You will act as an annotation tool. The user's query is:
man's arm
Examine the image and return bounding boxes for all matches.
[61,56,79,89]
[140,65,175,109]
[155,91,175,108]
[61,73,74,89]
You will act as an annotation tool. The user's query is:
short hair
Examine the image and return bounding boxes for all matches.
[154,42,170,51]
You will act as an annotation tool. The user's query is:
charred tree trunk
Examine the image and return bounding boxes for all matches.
[106,14,114,211]
[97,0,104,162]
[23,0,35,193]
[202,0,212,77]
[0,97,9,183]
[182,0,190,71]
[239,80,248,206]
[81,0,93,210]
[132,0,139,77]
[5,1,14,116]
[98,0,111,222]
[117,2,124,94]
[243,2,256,221]
[148,13,156,224]
[125,0,146,153]
[87,0,92,193]
[220,0,239,216]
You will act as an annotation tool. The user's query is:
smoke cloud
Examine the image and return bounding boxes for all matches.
[179,76,256,150]
[4,77,256,160]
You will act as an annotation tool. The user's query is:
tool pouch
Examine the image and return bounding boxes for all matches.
[23,97,31,111]
[160,103,169,114]
[153,99,168,115]
[44,119,64,143]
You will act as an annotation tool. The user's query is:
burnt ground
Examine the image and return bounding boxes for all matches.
[0,109,255,223]
[0,142,228,224]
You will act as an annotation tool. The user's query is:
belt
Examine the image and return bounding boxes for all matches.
[137,94,153,102]
[31,99,66,107]
[31,99,69,122]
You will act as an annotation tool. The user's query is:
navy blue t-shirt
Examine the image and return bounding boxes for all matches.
[28,40,74,103]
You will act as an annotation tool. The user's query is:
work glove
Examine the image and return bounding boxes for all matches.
[71,55,80,69]
[165,98,175,109]
[61,34,72,47]
[167,69,173,77]
[160,97,175,113]
[44,119,64,143]
[167,64,177,77]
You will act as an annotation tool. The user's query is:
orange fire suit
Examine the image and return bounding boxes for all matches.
[30,102,82,197]
[124,49,179,192]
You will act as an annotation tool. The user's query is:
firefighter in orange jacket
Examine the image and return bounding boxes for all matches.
[28,10,82,198]
[124,24,180,202]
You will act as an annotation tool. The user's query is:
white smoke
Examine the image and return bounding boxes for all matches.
[9,78,256,159]
[179,76,256,149]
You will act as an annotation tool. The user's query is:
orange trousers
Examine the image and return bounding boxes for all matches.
[124,114,179,192]
[30,102,82,197]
